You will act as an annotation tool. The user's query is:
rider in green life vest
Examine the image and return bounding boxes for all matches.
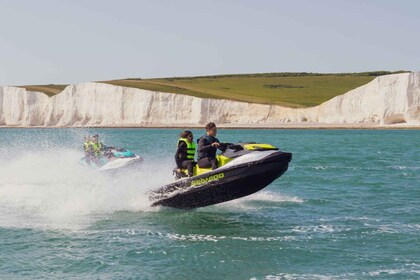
[83,136,93,164]
[175,131,196,177]
[83,136,91,154]
[83,134,114,166]
[91,135,104,157]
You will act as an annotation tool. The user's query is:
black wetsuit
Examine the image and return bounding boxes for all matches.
[175,141,194,176]
[197,135,226,170]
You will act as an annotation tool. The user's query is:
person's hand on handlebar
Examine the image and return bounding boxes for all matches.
[211,142,220,148]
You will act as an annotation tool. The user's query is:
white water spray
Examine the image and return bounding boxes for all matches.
[0,147,173,229]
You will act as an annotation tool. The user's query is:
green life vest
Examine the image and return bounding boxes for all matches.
[91,142,102,156]
[178,138,196,160]
[83,142,91,152]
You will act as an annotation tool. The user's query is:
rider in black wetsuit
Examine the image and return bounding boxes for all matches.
[197,122,226,170]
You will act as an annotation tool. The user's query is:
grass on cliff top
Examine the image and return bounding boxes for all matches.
[19,71,409,107]
[18,84,68,97]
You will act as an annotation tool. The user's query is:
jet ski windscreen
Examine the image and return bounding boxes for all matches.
[218,150,279,170]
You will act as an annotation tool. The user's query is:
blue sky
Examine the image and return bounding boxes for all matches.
[0,0,419,85]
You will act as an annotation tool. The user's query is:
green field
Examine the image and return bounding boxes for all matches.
[18,84,68,97]
[19,71,408,108]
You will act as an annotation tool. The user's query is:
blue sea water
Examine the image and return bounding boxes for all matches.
[0,128,418,279]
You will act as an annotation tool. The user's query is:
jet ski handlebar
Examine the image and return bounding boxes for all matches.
[221,143,244,152]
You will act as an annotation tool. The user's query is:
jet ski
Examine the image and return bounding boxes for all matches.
[81,148,143,171]
[149,143,292,209]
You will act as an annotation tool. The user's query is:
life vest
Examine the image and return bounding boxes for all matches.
[83,142,91,152]
[177,138,196,160]
[197,135,219,160]
[91,142,102,157]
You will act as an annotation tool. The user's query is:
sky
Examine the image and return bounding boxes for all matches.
[0,0,419,85]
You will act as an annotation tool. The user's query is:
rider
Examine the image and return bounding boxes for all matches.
[83,136,91,154]
[175,130,196,177]
[90,134,110,165]
[91,135,103,157]
[197,122,226,170]
[83,136,93,164]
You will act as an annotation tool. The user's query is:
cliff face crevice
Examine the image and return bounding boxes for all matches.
[0,73,419,127]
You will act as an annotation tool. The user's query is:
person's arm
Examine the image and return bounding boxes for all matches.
[174,142,187,168]
[218,142,227,152]
[100,142,108,150]
[198,137,215,153]
[211,138,225,151]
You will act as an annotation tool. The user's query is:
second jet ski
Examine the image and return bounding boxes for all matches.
[81,147,143,171]
[149,143,292,209]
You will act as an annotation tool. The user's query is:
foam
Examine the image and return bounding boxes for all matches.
[165,233,296,242]
[207,191,303,212]
[368,268,420,276]
[258,266,420,280]
[266,274,336,280]
[0,148,172,230]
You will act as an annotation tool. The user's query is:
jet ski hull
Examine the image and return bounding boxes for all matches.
[81,149,143,172]
[98,155,143,172]
[150,151,292,209]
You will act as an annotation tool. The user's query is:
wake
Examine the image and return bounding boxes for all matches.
[0,148,173,229]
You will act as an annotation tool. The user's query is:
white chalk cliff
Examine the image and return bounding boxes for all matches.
[0,73,419,127]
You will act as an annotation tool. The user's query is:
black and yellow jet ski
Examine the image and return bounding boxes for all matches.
[149,143,292,209]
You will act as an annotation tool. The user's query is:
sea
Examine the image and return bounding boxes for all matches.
[0,128,418,279]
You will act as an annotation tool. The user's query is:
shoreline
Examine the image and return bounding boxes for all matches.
[1,123,419,130]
